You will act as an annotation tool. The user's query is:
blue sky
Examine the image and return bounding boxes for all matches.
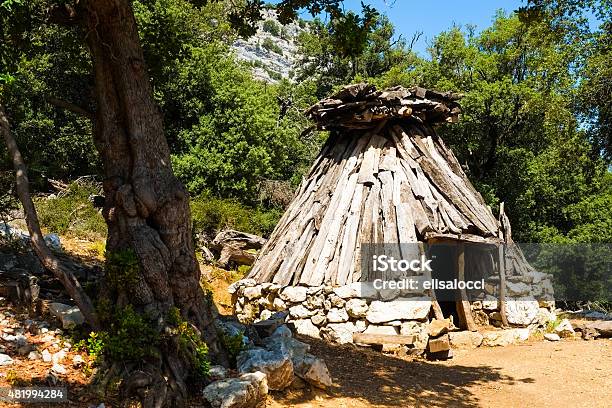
[311,0,525,56]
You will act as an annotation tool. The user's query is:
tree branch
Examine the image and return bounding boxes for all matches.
[0,103,100,330]
[47,2,82,26]
[46,96,94,119]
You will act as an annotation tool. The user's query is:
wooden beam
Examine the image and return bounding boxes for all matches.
[456,242,477,332]
[497,202,510,328]
[353,333,416,345]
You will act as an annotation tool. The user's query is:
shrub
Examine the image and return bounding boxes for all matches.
[190,194,281,238]
[262,19,281,36]
[168,307,210,378]
[34,181,106,239]
[104,305,160,362]
[262,38,283,55]
[219,329,244,366]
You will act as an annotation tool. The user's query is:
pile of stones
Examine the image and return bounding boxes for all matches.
[204,318,332,408]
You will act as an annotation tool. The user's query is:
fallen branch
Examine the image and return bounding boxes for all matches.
[0,103,100,329]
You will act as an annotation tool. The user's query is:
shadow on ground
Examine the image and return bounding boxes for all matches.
[274,335,535,408]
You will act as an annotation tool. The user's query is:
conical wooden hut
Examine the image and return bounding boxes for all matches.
[232,84,555,346]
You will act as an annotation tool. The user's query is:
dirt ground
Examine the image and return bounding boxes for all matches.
[268,337,612,408]
[1,236,610,408]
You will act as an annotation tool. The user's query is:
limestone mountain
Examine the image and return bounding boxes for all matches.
[232,10,307,83]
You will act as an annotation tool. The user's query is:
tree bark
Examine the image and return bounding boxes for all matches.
[76,0,228,404]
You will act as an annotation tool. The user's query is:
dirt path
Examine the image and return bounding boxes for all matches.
[269,338,612,408]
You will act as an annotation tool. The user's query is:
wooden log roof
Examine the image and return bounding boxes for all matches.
[305,83,462,130]
[247,84,506,286]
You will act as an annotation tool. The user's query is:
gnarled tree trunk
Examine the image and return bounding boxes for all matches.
[78,0,227,405]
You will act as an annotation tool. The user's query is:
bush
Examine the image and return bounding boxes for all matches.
[262,19,281,36]
[34,181,106,239]
[34,182,106,237]
[262,38,283,55]
[190,194,281,238]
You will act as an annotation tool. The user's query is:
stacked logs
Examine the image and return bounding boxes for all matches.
[305,83,462,130]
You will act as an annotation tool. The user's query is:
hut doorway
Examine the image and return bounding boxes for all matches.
[428,242,462,327]
[428,241,477,330]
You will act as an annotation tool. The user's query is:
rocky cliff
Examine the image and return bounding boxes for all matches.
[231,10,307,84]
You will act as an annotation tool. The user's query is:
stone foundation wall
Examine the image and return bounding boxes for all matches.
[230,270,555,351]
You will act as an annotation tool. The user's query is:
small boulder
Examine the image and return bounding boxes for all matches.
[271,325,292,338]
[0,353,13,366]
[289,305,314,319]
[52,350,67,364]
[42,349,52,362]
[326,308,349,323]
[203,371,268,408]
[48,303,84,329]
[482,295,498,311]
[345,298,368,318]
[293,354,333,389]
[481,330,517,347]
[237,348,293,391]
[366,297,431,323]
[505,281,531,297]
[279,286,308,303]
[310,312,327,327]
[449,331,483,349]
[504,297,540,326]
[28,351,41,360]
[585,320,612,338]
[51,363,66,375]
[72,354,85,368]
[209,365,231,381]
[321,322,359,344]
[554,319,575,338]
[272,297,287,311]
[427,319,450,337]
[544,333,560,342]
[243,286,263,300]
[400,321,429,350]
[333,282,378,299]
[292,319,321,339]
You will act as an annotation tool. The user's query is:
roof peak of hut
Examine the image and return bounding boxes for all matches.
[306,83,463,130]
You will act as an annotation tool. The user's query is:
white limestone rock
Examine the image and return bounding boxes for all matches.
[292,319,321,339]
[243,286,263,300]
[399,321,429,349]
[326,308,349,323]
[544,333,560,342]
[333,282,378,299]
[366,297,431,323]
[449,331,484,349]
[279,286,308,303]
[289,305,314,319]
[203,371,268,408]
[0,353,13,366]
[310,312,327,327]
[237,347,293,391]
[363,325,398,335]
[345,298,368,318]
[504,297,540,326]
[321,322,358,344]
[554,319,575,338]
[48,303,84,329]
[506,281,531,297]
[482,295,499,311]
[293,354,333,389]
